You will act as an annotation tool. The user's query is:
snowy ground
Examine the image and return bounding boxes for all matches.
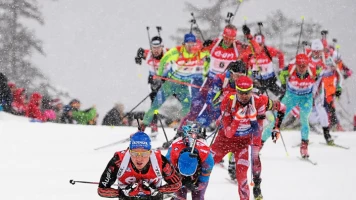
[0,112,355,200]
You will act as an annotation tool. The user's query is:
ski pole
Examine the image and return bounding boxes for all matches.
[230,0,243,24]
[209,110,227,147]
[122,93,151,120]
[296,16,305,55]
[146,26,153,52]
[69,179,118,186]
[279,132,289,157]
[190,12,205,41]
[154,110,169,143]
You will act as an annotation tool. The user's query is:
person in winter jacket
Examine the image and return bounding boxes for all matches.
[71,100,97,125]
[98,132,181,199]
[25,92,47,122]
[0,73,13,113]
[102,103,127,126]
[11,88,27,115]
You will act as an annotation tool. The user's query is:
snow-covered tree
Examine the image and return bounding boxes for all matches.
[0,0,68,99]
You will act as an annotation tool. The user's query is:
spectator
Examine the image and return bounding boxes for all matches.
[71,100,97,125]
[102,103,127,126]
[51,98,63,123]
[0,73,13,113]
[60,99,79,124]
[11,88,27,115]
[25,92,47,122]
[8,82,17,94]
[42,96,57,122]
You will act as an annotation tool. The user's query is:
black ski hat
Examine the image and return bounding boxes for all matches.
[151,36,163,47]
[228,60,247,74]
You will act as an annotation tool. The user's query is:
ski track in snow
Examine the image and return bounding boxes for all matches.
[0,112,355,200]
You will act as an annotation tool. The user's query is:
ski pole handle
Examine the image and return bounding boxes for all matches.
[69,180,99,185]
[69,179,118,186]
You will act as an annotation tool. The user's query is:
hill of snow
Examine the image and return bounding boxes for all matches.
[0,112,355,199]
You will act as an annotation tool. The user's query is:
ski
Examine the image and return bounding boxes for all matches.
[319,142,350,150]
[297,156,318,165]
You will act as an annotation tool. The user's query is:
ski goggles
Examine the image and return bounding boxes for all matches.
[130,150,151,158]
[236,86,253,95]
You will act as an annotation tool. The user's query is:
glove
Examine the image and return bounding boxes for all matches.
[242,25,251,35]
[335,87,342,97]
[151,79,162,92]
[135,57,142,65]
[184,181,198,191]
[271,128,280,143]
[137,47,145,58]
[234,106,248,120]
[122,183,139,197]
[203,39,213,47]
[247,104,257,121]
[142,181,160,196]
[197,182,208,191]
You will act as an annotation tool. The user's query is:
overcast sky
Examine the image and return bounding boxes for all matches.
[30,0,356,122]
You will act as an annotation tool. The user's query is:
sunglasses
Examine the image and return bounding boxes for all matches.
[130,150,151,158]
[237,90,252,95]
[230,71,246,76]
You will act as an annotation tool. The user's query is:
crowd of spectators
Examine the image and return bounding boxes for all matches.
[0,72,178,127]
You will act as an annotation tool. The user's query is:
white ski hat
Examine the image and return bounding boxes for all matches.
[311,39,323,51]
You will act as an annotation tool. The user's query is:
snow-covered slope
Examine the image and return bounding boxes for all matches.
[0,112,355,200]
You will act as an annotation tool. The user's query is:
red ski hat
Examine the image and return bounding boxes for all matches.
[223,27,237,38]
[295,54,310,65]
[235,76,253,92]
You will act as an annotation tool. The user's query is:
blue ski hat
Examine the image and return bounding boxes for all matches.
[184,33,196,43]
[129,132,151,150]
[178,152,198,176]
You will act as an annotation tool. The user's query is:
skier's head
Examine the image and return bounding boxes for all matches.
[228,60,247,81]
[178,151,198,176]
[129,131,152,170]
[235,76,253,105]
[311,39,323,58]
[151,36,164,57]
[295,53,310,74]
[222,24,237,47]
[183,33,197,53]
[254,33,265,45]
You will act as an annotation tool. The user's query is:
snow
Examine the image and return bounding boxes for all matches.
[1,112,355,200]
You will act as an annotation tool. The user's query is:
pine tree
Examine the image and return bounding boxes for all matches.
[0,0,68,99]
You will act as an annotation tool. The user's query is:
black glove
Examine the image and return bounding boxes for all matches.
[203,39,213,47]
[242,25,251,35]
[184,181,198,191]
[335,90,342,97]
[137,47,145,58]
[135,57,142,65]
[151,79,162,92]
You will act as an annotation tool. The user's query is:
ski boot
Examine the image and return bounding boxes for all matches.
[150,123,159,139]
[228,155,236,180]
[336,123,345,132]
[322,127,334,146]
[253,176,263,200]
[300,139,309,158]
